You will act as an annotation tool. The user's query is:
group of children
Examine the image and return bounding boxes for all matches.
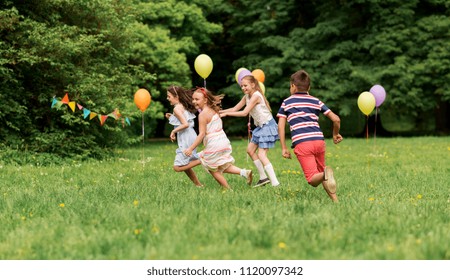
[165,70,342,202]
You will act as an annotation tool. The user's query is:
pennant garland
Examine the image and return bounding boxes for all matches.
[51,93,131,127]
[89,112,98,120]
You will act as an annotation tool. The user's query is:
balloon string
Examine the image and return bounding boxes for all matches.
[203,79,206,88]
[141,112,145,167]
[366,115,370,171]
[366,115,369,143]
[374,107,378,147]
[247,115,251,162]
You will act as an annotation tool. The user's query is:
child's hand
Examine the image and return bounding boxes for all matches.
[183,148,193,157]
[333,134,343,144]
[170,130,176,142]
[282,148,292,159]
[165,113,172,119]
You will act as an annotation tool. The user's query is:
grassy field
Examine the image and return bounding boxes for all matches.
[0,136,449,260]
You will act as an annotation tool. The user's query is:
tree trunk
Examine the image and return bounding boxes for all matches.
[435,100,450,135]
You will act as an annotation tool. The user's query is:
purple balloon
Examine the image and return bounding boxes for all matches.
[370,84,386,107]
[237,69,252,85]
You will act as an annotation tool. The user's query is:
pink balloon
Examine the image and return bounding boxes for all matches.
[237,69,252,85]
[370,85,386,107]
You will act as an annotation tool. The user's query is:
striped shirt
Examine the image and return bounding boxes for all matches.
[277,92,330,148]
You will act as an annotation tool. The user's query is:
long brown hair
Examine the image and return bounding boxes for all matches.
[168,85,197,114]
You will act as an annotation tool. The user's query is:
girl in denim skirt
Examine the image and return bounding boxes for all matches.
[220,75,280,187]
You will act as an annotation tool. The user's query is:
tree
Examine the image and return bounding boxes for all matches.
[0,0,153,160]
[0,0,223,162]
[207,0,450,136]
[132,0,222,136]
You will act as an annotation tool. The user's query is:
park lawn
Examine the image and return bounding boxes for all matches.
[0,136,448,260]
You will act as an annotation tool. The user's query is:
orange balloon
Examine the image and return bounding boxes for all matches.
[252,69,265,83]
[134,88,151,112]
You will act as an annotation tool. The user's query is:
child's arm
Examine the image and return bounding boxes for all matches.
[220,94,258,118]
[326,111,343,144]
[184,111,207,156]
[219,96,246,115]
[278,117,291,159]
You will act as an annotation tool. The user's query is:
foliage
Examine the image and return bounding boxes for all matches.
[0,0,222,159]
[207,0,450,136]
[0,137,449,259]
[1,1,151,159]
[1,0,449,161]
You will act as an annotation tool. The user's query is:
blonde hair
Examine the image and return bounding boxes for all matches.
[241,75,271,111]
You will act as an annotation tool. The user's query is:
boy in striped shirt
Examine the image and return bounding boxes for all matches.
[277,70,343,202]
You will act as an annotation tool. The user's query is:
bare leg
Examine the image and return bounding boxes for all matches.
[173,159,201,172]
[308,172,324,187]
[223,165,241,175]
[184,168,203,187]
[309,171,338,202]
[210,170,231,190]
[224,165,252,185]
[246,142,259,161]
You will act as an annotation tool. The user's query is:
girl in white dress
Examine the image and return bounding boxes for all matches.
[165,86,202,187]
[220,75,280,187]
[183,87,252,190]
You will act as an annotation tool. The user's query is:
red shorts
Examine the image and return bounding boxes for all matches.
[293,140,326,183]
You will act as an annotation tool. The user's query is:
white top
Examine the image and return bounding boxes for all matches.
[246,91,272,127]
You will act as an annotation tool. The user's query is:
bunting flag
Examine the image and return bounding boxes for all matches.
[61,93,69,104]
[51,93,131,127]
[99,115,108,126]
[68,101,76,112]
[89,112,98,120]
[83,108,90,119]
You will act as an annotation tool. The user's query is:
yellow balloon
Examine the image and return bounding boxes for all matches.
[258,81,265,94]
[357,91,376,116]
[194,54,213,79]
[235,67,248,83]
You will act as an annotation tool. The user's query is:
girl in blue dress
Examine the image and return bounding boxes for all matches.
[220,75,280,187]
[165,86,203,187]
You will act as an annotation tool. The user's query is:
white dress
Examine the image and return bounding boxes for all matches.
[169,110,199,166]
[198,113,235,172]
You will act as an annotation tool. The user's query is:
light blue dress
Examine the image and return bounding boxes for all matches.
[169,110,199,166]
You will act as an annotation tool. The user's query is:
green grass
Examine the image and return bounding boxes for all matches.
[0,137,449,260]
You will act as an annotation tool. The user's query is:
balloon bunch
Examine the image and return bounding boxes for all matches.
[357,85,387,140]
[235,68,266,94]
[357,85,386,116]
